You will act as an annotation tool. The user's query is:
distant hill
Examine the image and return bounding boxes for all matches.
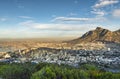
[68,27,120,44]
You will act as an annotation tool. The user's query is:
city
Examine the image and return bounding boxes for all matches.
[0,41,120,73]
[0,0,120,79]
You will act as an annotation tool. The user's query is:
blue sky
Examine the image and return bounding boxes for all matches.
[0,0,120,39]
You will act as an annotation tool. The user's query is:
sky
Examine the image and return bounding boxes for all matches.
[0,0,120,39]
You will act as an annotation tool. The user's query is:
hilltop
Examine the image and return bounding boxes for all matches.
[69,27,120,44]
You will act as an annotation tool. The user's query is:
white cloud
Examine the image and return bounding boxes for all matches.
[93,0,119,8]
[112,9,120,17]
[53,17,91,22]
[91,0,119,17]
[52,17,106,23]
[19,16,32,19]
[13,21,103,38]
[0,18,7,21]
[19,20,34,25]
[91,10,106,16]
[19,20,99,31]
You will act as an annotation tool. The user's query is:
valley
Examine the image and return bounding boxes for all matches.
[0,27,120,73]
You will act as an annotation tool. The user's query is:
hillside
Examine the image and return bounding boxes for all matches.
[69,27,120,44]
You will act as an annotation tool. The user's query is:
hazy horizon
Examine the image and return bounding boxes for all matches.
[0,37,77,41]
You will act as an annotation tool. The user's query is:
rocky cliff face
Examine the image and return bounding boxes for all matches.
[69,27,120,44]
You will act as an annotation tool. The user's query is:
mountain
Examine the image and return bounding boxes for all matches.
[69,27,120,44]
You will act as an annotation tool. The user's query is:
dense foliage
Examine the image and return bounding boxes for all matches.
[0,62,120,79]
[0,62,35,79]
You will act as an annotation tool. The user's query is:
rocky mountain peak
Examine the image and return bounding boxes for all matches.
[68,27,120,44]
[96,27,104,30]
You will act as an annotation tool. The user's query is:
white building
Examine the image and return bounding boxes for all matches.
[4,54,11,59]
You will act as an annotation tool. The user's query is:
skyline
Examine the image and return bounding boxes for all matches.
[0,0,120,38]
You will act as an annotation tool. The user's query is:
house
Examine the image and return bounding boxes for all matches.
[4,54,11,59]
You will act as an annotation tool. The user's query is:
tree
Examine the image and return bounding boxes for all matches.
[0,63,34,79]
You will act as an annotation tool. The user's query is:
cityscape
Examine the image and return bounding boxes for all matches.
[0,0,120,79]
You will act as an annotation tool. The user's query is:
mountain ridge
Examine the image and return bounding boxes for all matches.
[68,27,120,44]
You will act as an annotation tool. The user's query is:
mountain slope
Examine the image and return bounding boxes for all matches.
[69,27,120,44]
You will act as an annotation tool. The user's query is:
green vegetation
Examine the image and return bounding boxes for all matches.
[0,62,120,79]
[0,63,35,79]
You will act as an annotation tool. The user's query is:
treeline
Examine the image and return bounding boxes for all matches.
[0,62,120,79]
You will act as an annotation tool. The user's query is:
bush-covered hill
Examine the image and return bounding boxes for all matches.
[0,62,120,79]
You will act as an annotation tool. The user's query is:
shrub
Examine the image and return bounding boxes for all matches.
[0,63,35,79]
